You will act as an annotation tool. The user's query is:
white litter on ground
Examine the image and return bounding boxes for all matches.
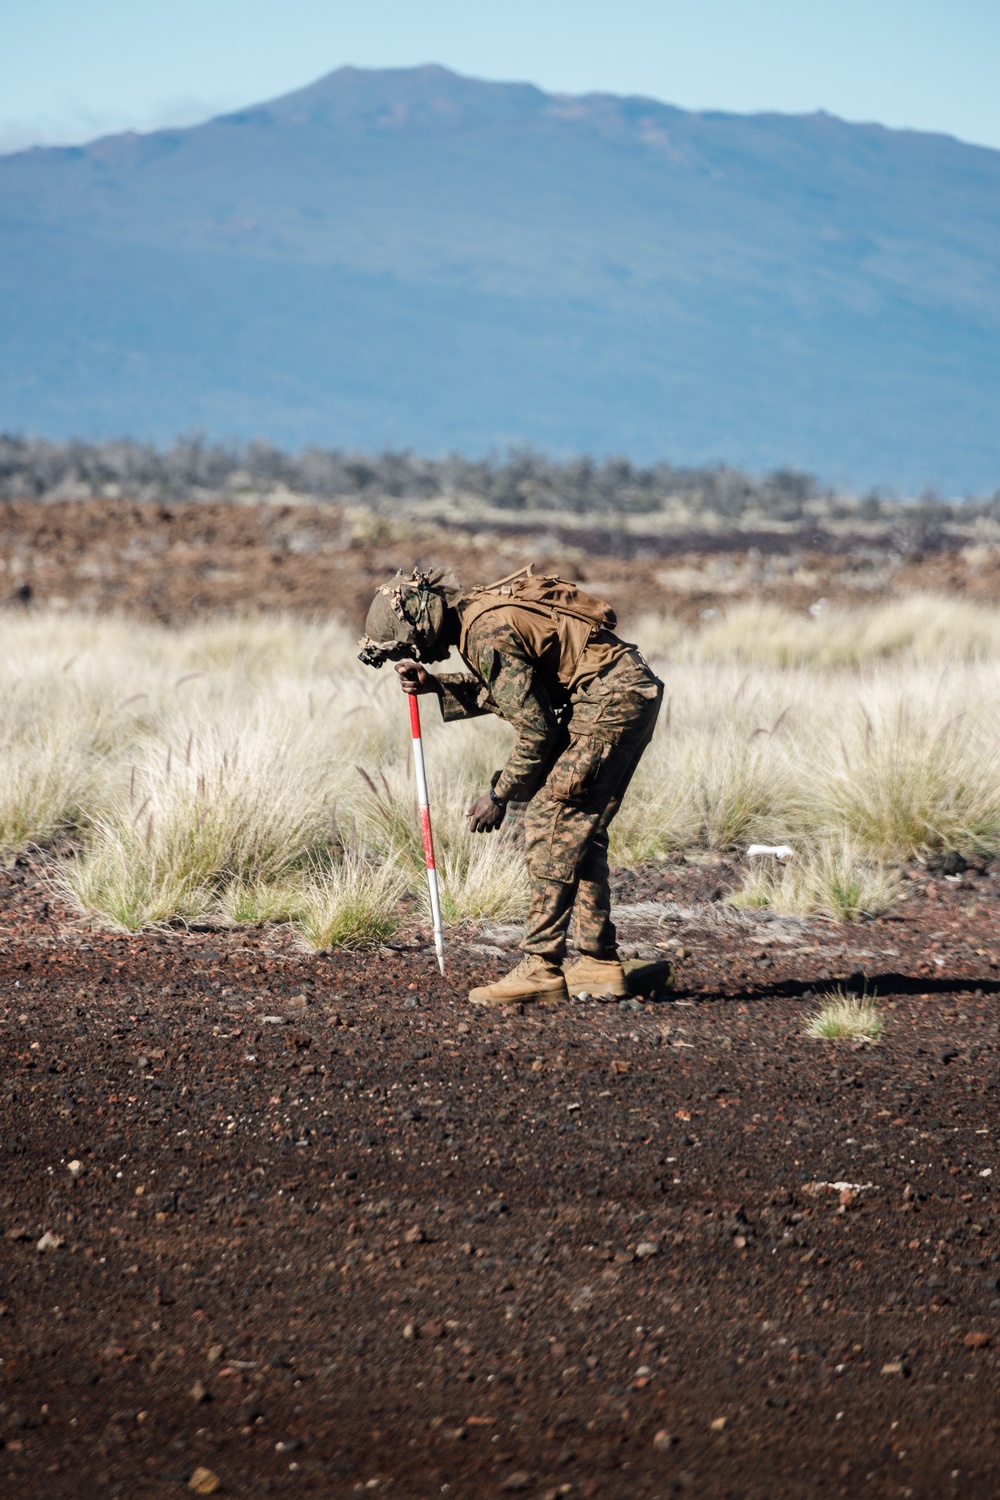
[802,1180,878,1196]
[746,844,796,860]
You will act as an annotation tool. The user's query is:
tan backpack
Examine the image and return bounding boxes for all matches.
[458,566,616,656]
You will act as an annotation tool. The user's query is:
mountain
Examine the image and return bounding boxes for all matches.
[2,64,999,490]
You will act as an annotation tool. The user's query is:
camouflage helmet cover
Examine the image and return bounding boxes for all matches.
[358,567,460,668]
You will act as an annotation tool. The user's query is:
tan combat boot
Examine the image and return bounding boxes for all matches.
[468,955,568,1008]
[563,955,629,999]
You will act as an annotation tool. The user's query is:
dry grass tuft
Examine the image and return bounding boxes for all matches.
[290,858,407,951]
[58,826,216,932]
[803,700,1000,861]
[436,833,530,925]
[217,878,305,927]
[805,990,884,1041]
[728,843,902,921]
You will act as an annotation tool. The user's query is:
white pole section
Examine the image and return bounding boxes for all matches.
[408,693,445,976]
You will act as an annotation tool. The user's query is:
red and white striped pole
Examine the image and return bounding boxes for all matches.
[408,694,445,975]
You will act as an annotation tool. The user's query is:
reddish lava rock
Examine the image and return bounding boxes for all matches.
[6,496,1000,629]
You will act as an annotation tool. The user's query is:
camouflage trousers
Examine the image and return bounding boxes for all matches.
[521,652,663,962]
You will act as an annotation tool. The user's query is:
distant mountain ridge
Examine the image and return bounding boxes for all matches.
[1,65,998,489]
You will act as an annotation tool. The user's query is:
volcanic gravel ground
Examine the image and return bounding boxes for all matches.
[1,859,999,1498]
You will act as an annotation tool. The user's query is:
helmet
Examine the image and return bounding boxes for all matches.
[357,568,458,668]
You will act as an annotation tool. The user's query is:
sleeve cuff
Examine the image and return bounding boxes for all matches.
[493,769,538,803]
[435,675,488,722]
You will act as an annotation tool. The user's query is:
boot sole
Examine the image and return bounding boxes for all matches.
[566,981,629,999]
[468,986,569,1008]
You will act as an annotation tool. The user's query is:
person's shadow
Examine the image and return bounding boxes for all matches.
[626,960,1000,1005]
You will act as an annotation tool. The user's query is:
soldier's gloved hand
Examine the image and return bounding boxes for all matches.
[395,660,439,695]
[466,790,506,833]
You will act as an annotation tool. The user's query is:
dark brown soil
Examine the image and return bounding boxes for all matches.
[4,498,1000,628]
[2,858,998,1498]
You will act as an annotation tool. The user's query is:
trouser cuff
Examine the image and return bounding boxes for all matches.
[520,942,566,964]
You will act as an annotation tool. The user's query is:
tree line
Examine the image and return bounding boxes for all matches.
[0,434,995,523]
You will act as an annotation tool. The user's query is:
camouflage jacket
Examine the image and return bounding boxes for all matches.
[437,606,641,802]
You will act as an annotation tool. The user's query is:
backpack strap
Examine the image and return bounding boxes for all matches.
[479,563,536,592]
[458,573,615,659]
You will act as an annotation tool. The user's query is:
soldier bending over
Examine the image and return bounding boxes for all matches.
[359,568,662,1007]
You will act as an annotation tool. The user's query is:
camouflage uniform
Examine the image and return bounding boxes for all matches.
[436,609,662,962]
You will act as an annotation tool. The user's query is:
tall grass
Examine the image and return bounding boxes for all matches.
[2,601,999,935]
[636,593,1000,669]
[804,698,1000,860]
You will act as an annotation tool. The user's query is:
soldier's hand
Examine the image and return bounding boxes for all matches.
[395,660,438,695]
[466,791,506,833]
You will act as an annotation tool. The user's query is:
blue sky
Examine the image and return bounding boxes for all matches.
[2,0,999,155]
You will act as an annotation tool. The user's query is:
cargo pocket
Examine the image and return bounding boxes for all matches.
[547,733,617,805]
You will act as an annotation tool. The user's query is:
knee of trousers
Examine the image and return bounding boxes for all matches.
[525,802,598,883]
[527,876,575,916]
